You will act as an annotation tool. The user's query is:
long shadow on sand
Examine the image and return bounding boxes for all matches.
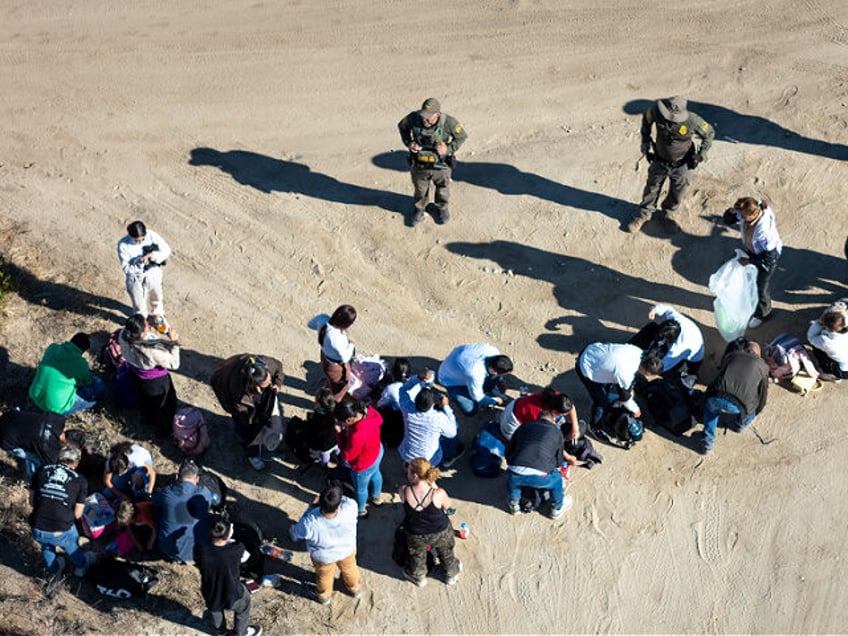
[669,214,848,338]
[371,150,635,226]
[623,99,848,161]
[4,261,131,325]
[189,147,408,213]
[446,239,713,355]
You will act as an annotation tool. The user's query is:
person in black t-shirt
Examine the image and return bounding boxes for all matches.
[194,516,262,636]
[0,408,66,482]
[29,445,91,578]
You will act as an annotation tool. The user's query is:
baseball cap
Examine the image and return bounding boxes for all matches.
[420,97,441,117]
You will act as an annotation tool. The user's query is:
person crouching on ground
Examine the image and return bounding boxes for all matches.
[290,484,361,605]
[807,299,848,382]
[505,411,576,519]
[699,340,769,455]
[399,458,462,587]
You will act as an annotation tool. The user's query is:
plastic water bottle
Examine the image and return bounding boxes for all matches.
[455,522,469,540]
[261,544,293,561]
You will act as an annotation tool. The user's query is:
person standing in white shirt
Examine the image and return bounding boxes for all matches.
[117,220,172,319]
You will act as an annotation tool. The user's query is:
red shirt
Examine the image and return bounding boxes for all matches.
[337,406,383,472]
[512,393,547,425]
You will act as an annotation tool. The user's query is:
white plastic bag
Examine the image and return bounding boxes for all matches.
[708,251,758,342]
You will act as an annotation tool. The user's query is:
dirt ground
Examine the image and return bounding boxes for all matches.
[2,0,848,634]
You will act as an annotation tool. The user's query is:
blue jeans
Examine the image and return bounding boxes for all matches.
[7,448,42,482]
[351,444,384,513]
[64,376,106,416]
[702,397,756,451]
[506,470,564,510]
[446,376,500,416]
[32,525,87,574]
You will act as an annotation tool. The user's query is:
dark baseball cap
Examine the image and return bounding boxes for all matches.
[420,97,441,117]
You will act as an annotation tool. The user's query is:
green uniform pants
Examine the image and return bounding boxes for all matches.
[638,160,690,219]
[411,165,451,214]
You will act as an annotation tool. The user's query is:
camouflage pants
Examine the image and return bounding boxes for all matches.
[405,526,459,581]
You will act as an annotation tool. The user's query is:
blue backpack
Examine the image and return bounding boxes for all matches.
[471,420,506,478]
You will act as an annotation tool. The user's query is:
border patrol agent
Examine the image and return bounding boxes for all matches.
[398,98,467,226]
[628,96,714,234]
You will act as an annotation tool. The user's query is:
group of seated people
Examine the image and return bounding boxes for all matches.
[1,292,845,630]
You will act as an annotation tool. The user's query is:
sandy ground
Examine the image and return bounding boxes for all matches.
[2,0,848,633]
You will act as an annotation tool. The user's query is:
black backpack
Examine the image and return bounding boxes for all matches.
[232,519,264,580]
[594,404,644,449]
[91,558,158,599]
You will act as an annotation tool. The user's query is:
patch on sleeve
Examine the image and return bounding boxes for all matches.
[455,124,463,133]
[678,125,688,135]
[701,121,709,131]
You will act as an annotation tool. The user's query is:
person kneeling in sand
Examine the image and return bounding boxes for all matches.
[505,411,576,519]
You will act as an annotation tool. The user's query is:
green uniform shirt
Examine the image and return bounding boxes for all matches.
[398,111,468,157]
[641,104,714,163]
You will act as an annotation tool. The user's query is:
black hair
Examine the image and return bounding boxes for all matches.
[127,220,147,239]
[328,305,357,329]
[319,485,343,515]
[123,313,148,341]
[415,387,437,412]
[333,398,366,422]
[108,453,130,476]
[209,514,231,541]
[241,355,269,386]
[70,332,91,352]
[539,386,573,413]
[487,355,513,375]
[656,319,681,345]
[314,387,336,412]
[391,357,412,383]
[640,351,664,376]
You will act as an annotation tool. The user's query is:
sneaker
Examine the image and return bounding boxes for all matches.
[697,443,713,456]
[436,208,450,224]
[403,569,427,587]
[508,501,521,515]
[368,495,383,507]
[441,444,466,469]
[550,494,574,520]
[358,509,369,519]
[819,372,843,383]
[311,590,332,605]
[350,588,362,599]
[626,214,649,233]
[747,316,763,329]
[411,209,425,226]
[245,626,263,636]
[247,456,266,471]
[446,560,463,585]
[661,216,681,235]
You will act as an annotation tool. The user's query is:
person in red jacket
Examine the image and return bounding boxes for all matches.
[334,399,384,517]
